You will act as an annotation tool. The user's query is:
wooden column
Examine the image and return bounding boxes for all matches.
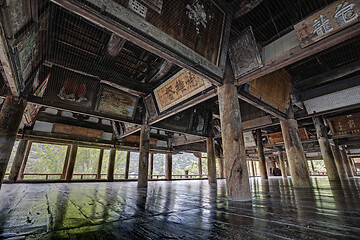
[217,157,225,178]
[18,141,33,180]
[340,148,353,178]
[285,160,291,176]
[65,144,78,182]
[9,139,29,183]
[61,145,71,180]
[165,153,172,180]
[278,151,287,179]
[125,151,130,179]
[0,96,26,189]
[96,148,104,180]
[280,109,311,187]
[255,129,268,180]
[350,157,357,176]
[310,160,315,174]
[107,148,116,181]
[206,137,217,185]
[313,117,340,181]
[149,153,154,179]
[198,155,202,177]
[252,161,257,177]
[331,143,348,179]
[138,113,150,188]
[218,63,251,201]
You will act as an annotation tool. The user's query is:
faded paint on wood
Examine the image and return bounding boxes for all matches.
[124,135,158,146]
[267,128,309,144]
[327,112,360,136]
[243,116,272,129]
[313,117,340,181]
[243,69,292,113]
[280,119,311,187]
[294,0,360,48]
[52,123,103,139]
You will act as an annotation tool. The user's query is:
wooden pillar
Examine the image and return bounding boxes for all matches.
[206,137,217,185]
[313,117,340,181]
[218,63,251,201]
[137,114,150,188]
[18,141,32,180]
[0,96,26,189]
[278,151,287,179]
[340,148,353,178]
[310,160,315,174]
[217,157,225,178]
[350,157,357,176]
[61,145,71,180]
[255,129,268,180]
[149,153,154,179]
[198,156,202,177]
[65,144,78,182]
[96,148,104,180]
[280,110,311,187]
[165,153,172,180]
[9,139,29,183]
[107,148,116,181]
[125,151,130,179]
[285,160,291,176]
[252,161,256,177]
[331,143,348,179]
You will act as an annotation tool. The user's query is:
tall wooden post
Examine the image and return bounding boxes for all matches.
[340,148,353,178]
[285,160,291,176]
[0,96,26,189]
[96,148,104,180]
[149,153,154,179]
[278,151,287,179]
[125,151,130,179]
[218,62,251,201]
[252,161,257,177]
[107,148,116,181]
[61,145,71,180]
[217,157,225,178]
[350,157,357,176]
[313,117,340,181]
[280,108,311,187]
[310,160,315,174]
[255,129,268,179]
[138,111,150,188]
[331,143,348,179]
[65,144,78,182]
[206,137,217,185]
[9,139,29,183]
[165,153,172,180]
[198,155,202,177]
[18,141,32,180]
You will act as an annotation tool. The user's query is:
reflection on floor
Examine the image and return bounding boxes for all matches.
[0,177,360,239]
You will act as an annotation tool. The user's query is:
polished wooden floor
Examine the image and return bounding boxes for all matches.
[0,177,359,239]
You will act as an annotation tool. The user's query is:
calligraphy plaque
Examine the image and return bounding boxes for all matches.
[294,0,360,48]
[243,69,292,113]
[229,27,263,79]
[153,70,212,113]
[327,112,360,136]
[95,86,139,119]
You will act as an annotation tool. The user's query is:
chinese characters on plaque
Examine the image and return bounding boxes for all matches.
[153,70,212,113]
[294,0,359,48]
[327,112,360,136]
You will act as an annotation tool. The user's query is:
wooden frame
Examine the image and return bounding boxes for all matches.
[94,85,139,120]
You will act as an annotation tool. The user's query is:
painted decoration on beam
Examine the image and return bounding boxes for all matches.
[52,123,103,139]
[229,27,263,79]
[153,70,212,113]
[95,85,139,119]
[22,73,50,126]
[327,112,360,136]
[267,128,309,144]
[294,0,360,48]
[242,69,292,114]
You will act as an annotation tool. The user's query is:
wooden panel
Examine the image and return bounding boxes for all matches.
[95,85,139,120]
[22,73,50,126]
[153,70,212,113]
[244,131,256,148]
[267,128,309,144]
[294,0,360,48]
[124,135,158,146]
[52,123,103,138]
[243,116,273,129]
[144,94,158,119]
[229,27,263,79]
[243,69,292,113]
[327,112,360,136]
[1,0,31,38]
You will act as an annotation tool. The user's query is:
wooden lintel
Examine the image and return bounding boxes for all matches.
[171,134,206,147]
[238,91,287,120]
[236,23,360,85]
